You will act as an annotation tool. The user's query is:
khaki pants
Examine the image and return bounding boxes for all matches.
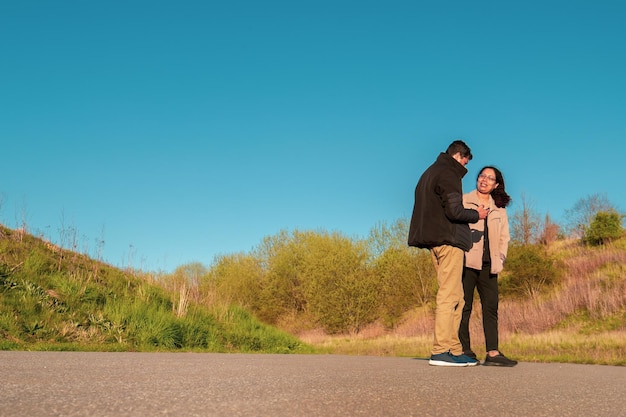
[430,245,465,355]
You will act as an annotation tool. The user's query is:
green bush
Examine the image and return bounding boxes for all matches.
[298,234,377,334]
[204,253,263,309]
[583,210,625,246]
[373,247,435,328]
[499,243,562,298]
[253,231,309,323]
[251,230,380,334]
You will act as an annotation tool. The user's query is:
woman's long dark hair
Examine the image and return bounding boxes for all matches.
[479,166,511,208]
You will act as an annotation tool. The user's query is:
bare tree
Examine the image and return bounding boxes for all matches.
[0,193,5,237]
[539,214,560,245]
[0,192,5,226]
[510,193,541,245]
[564,193,618,238]
[95,224,106,261]
[15,197,29,242]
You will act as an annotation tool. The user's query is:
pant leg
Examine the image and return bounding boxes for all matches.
[476,265,499,352]
[430,245,465,355]
[459,267,479,352]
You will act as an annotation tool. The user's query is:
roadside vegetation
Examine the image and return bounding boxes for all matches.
[0,193,624,365]
[0,226,310,353]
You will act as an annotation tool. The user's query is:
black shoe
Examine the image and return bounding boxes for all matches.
[463,350,477,360]
[483,352,518,367]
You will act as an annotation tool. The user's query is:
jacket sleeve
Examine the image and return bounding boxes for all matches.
[499,209,511,263]
[444,191,479,224]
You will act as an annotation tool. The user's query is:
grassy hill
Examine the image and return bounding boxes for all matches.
[0,225,312,353]
[1,224,624,365]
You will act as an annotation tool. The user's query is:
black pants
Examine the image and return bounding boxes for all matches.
[458,265,499,353]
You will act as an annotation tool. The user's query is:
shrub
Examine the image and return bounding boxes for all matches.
[294,232,377,334]
[499,243,561,298]
[203,254,263,309]
[373,247,435,328]
[583,211,625,246]
[252,230,378,334]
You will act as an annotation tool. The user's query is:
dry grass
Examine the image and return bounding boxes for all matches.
[505,330,626,365]
[299,328,433,358]
[300,239,626,365]
[500,242,626,336]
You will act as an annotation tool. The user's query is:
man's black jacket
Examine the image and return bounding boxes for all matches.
[408,152,479,251]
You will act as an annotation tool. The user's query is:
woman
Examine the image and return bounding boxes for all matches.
[459,166,517,366]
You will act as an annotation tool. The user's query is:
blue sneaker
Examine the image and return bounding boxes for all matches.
[429,352,474,367]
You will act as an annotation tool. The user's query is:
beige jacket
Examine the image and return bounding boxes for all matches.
[463,190,510,274]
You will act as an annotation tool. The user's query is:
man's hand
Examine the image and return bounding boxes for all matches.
[476,205,489,220]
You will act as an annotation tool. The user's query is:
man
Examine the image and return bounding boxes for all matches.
[408,140,488,367]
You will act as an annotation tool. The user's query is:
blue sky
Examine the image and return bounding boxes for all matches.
[2,1,625,272]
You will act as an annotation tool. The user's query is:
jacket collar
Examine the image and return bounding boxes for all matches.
[465,189,496,210]
[437,152,468,178]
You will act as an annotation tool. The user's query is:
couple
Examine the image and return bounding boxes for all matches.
[408,140,517,367]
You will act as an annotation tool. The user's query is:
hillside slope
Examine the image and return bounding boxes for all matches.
[0,225,310,353]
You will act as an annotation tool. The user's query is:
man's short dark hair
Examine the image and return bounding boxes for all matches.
[446,140,473,160]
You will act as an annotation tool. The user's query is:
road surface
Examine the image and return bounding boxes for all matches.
[1,352,624,416]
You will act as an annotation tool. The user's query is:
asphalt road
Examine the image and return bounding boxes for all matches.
[1,351,624,417]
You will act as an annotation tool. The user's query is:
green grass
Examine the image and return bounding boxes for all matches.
[0,225,313,354]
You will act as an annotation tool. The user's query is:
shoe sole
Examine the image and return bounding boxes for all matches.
[429,359,469,367]
[482,361,517,367]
